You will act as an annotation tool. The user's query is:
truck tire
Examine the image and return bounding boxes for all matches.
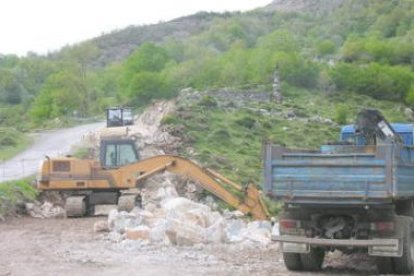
[283,252,302,271]
[393,217,414,274]
[300,247,325,271]
[396,200,414,217]
[376,257,394,274]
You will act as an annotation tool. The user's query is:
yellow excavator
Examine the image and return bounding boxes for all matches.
[36,138,269,220]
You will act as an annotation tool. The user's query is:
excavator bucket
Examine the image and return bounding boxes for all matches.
[243,184,270,221]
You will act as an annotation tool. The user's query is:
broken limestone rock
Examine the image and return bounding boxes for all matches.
[163,198,210,218]
[225,219,247,243]
[108,209,143,234]
[223,209,245,220]
[165,218,206,246]
[130,207,159,227]
[106,196,273,247]
[241,221,272,245]
[162,197,228,246]
[126,225,151,241]
[140,173,180,207]
[94,205,116,216]
[202,195,218,211]
[205,217,226,244]
[163,197,222,228]
[93,220,109,233]
[272,222,280,237]
[149,219,169,244]
[107,231,124,243]
[25,201,66,219]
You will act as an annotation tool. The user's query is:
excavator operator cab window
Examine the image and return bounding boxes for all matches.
[122,109,133,125]
[101,140,139,169]
[107,109,123,127]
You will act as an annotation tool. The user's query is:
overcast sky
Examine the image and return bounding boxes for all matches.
[0,0,271,56]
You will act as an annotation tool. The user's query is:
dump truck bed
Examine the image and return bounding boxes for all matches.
[263,144,414,205]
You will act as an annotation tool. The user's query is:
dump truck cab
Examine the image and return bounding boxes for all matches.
[341,123,414,146]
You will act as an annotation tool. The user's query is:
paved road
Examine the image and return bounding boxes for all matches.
[0,122,104,182]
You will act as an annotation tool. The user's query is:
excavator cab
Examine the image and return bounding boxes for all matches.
[106,107,134,127]
[100,139,139,169]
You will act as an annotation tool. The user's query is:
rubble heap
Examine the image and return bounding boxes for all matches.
[101,174,274,247]
[25,201,66,219]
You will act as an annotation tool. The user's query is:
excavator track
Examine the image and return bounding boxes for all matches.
[118,194,141,212]
[65,196,87,217]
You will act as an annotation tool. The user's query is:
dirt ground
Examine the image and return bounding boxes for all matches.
[0,217,379,276]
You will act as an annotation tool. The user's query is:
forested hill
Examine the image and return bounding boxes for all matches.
[89,12,231,66]
[0,0,413,130]
[262,0,345,13]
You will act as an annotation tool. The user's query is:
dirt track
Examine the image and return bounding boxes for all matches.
[0,217,379,276]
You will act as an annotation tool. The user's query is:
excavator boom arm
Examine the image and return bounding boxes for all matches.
[119,155,269,220]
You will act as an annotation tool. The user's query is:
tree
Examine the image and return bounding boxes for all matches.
[124,43,170,74]
[330,62,414,101]
[275,52,320,89]
[121,43,171,100]
[258,30,299,53]
[405,85,414,107]
[0,69,24,104]
[316,40,336,56]
[31,71,87,121]
[126,71,170,105]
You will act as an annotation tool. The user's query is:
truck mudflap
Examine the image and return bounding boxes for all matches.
[273,235,402,257]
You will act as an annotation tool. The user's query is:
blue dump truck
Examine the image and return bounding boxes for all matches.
[264,109,414,274]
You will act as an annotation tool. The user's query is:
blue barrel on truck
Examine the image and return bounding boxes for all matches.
[264,118,414,274]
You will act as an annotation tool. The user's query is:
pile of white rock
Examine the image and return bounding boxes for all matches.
[104,197,273,247]
[25,201,66,219]
[94,173,276,247]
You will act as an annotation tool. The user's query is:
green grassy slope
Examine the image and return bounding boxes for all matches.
[165,86,410,186]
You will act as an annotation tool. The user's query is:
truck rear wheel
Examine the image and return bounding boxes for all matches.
[376,257,394,274]
[300,247,325,271]
[396,200,414,217]
[393,217,413,274]
[283,252,302,271]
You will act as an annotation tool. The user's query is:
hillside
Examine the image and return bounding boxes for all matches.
[0,0,413,171]
[263,0,345,13]
[90,12,232,66]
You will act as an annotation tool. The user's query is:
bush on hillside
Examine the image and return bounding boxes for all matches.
[0,127,22,146]
[330,62,414,101]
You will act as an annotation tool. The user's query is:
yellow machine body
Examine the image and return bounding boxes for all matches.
[37,141,269,220]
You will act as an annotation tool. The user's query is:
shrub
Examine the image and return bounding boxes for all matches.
[209,128,231,140]
[161,115,179,125]
[0,127,22,146]
[0,180,38,216]
[335,105,348,125]
[330,62,414,101]
[198,95,218,107]
[235,116,256,129]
